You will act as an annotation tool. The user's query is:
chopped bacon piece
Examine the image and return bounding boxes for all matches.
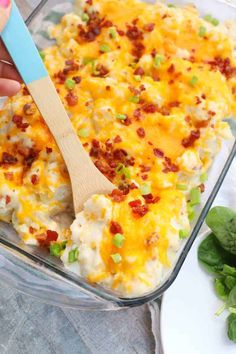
[37,230,58,247]
[133,108,141,120]
[167,64,175,74]
[162,156,179,173]
[65,92,78,106]
[142,103,157,113]
[153,148,164,158]
[169,101,180,108]
[140,165,151,173]
[23,103,35,116]
[29,226,36,234]
[54,70,67,84]
[136,127,145,138]
[63,59,79,74]
[143,23,155,32]
[129,199,149,218]
[93,64,109,77]
[46,147,53,154]
[132,41,145,59]
[110,221,123,234]
[143,194,160,204]
[114,135,122,143]
[5,195,11,205]
[208,56,236,79]
[12,115,29,131]
[46,230,58,242]
[1,152,17,165]
[73,76,81,84]
[31,174,39,185]
[109,189,126,202]
[134,67,144,76]
[129,199,142,208]
[182,130,200,148]
[199,183,205,193]
[4,172,14,181]
[126,25,143,41]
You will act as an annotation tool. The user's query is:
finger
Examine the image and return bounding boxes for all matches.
[0,0,11,33]
[0,78,21,97]
[0,40,13,63]
[0,61,22,82]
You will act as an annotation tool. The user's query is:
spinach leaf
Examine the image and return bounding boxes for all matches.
[225,276,236,291]
[227,313,236,343]
[228,286,236,308]
[198,234,229,275]
[206,207,236,255]
[214,278,230,301]
[222,265,236,278]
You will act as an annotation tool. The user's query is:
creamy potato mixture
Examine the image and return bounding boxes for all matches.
[0,0,236,296]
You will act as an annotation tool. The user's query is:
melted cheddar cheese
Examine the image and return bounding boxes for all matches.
[0,0,236,296]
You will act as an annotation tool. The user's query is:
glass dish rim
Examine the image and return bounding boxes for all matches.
[0,0,235,307]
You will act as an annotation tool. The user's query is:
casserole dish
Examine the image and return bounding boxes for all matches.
[0,0,235,310]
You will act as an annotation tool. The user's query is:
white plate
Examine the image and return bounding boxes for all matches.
[161,233,236,354]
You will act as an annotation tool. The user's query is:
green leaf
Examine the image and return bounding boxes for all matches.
[222,265,236,278]
[225,276,236,291]
[214,278,230,301]
[206,206,236,255]
[68,248,79,263]
[228,286,236,308]
[227,313,236,343]
[44,11,63,23]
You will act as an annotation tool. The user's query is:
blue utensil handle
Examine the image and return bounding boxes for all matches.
[1,0,48,85]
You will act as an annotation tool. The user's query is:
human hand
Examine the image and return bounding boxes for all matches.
[0,0,22,97]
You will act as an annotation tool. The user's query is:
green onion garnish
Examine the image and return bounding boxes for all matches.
[129,96,140,103]
[204,14,219,26]
[140,183,151,195]
[199,26,207,37]
[109,27,117,39]
[81,13,89,22]
[113,233,125,248]
[187,203,195,222]
[116,113,127,120]
[167,3,175,7]
[100,43,110,53]
[134,75,141,82]
[190,187,201,206]
[211,18,219,26]
[50,241,67,257]
[176,184,188,191]
[83,57,95,65]
[115,163,131,179]
[78,128,89,138]
[179,229,189,239]
[39,51,45,61]
[68,248,79,263]
[200,172,208,183]
[65,78,76,90]
[189,75,198,86]
[111,253,122,263]
[154,54,164,68]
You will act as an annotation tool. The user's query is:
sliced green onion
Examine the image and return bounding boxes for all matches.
[189,75,198,86]
[50,241,67,257]
[111,253,122,263]
[211,18,219,26]
[187,203,195,222]
[134,75,141,82]
[116,113,127,120]
[113,233,125,248]
[65,78,76,90]
[78,128,89,138]
[128,96,140,103]
[200,172,208,183]
[109,27,117,39]
[204,14,219,26]
[123,167,131,179]
[199,26,207,37]
[190,187,201,206]
[115,163,131,179]
[68,248,79,263]
[39,50,45,61]
[176,184,188,191]
[154,54,164,68]
[167,3,175,7]
[204,14,212,22]
[100,43,110,53]
[81,12,89,22]
[140,183,151,196]
[83,57,95,65]
[179,229,189,239]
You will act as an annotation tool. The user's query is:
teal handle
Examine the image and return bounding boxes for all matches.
[1,0,48,85]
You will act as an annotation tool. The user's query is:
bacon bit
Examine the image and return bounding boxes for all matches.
[36,230,59,247]
[122,117,132,126]
[132,18,139,25]
[23,86,30,95]
[78,12,107,42]
[109,189,126,202]
[110,221,123,234]
[114,135,122,143]
[103,20,113,28]
[195,96,202,105]
[201,94,206,99]
[117,29,125,36]
[86,0,93,4]
[46,147,53,154]
[72,76,81,84]
[47,230,58,242]
[199,183,205,193]
[23,103,36,116]
[182,130,200,148]
[140,165,151,173]
[1,152,17,165]
[195,119,210,129]
[4,172,13,181]
[167,64,175,74]
[105,139,113,150]
[12,115,29,131]
[29,226,36,234]
[208,56,236,79]
[126,25,143,41]
[143,23,155,32]
[153,148,164,158]
[93,64,109,77]
[130,182,138,189]
[31,174,39,185]
[169,101,180,108]
[63,59,79,74]
[133,108,142,120]
[136,127,145,138]
[5,195,11,205]
[106,85,111,91]
[143,194,160,204]
[152,73,160,82]
[163,156,179,173]
[134,66,144,76]
[54,70,67,84]
[142,103,157,113]
[132,41,145,59]
[118,183,130,195]
[208,110,216,117]
[141,174,148,180]
[129,199,149,218]
[65,92,78,106]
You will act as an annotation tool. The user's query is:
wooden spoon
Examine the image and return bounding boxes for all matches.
[1,1,114,213]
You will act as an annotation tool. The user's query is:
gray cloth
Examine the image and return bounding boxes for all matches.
[0,280,156,354]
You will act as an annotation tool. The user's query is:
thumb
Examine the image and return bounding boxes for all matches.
[0,0,11,33]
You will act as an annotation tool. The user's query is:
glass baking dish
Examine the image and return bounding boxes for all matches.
[0,0,236,310]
